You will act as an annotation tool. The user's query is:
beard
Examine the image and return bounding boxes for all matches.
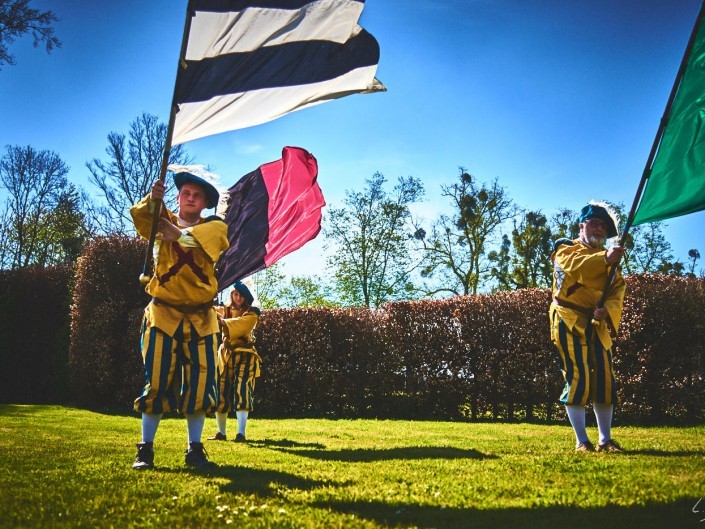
[585,233,606,248]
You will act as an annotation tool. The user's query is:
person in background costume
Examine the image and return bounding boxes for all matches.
[208,279,261,442]
[550,201,626,453]
[130,171,228,469]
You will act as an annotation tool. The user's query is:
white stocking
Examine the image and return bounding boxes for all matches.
[565,405,588,446]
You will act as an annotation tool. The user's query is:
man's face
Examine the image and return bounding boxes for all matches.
[580,217,607,248]
[177,183,207,216]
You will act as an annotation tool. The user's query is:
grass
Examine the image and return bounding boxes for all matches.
[0,405,703,528]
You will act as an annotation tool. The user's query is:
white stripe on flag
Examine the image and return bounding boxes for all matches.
[186,0,365,60]
[173,65,381,145]
[172,0,384,144]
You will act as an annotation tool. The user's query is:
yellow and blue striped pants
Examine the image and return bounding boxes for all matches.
[216,347,260,413]
[553,316,618,406]
[134,320,218,414]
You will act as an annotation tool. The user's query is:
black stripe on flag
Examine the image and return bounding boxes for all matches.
[175,29,379,104]
[215,167,270,287]
[189,0,364,13]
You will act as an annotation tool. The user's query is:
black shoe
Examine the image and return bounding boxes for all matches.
[207,432,227,441]
[234,433,246,443]
[132,442,154,470]
[597,439,624,453]
[575,441,596,453]
[185,442,216,468]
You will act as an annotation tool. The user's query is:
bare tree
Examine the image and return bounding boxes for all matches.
[86,113,190,234]
[0,144,87,268]
[0,0,61,68]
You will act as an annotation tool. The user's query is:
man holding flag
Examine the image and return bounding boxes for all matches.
[127,0,376,468]
[130,172,228,470]
[549,201,626,453]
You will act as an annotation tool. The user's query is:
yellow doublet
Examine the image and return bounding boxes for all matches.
[550,239,625,350]
[217,307,261,374]
[130,196,229,337]
[216,306,262,412]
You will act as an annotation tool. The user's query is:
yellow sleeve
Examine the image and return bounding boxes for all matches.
[604,270,626,334]
[130,196,158,240]
[185,219,229,263]
[555,243,609,289]
[222,312,258,343]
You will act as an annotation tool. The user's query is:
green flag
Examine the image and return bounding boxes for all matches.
[633,13,705,225]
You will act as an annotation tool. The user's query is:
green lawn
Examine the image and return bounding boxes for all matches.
[0,405,703,528]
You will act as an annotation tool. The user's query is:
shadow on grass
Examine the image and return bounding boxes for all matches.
[626,449,705,457]
[315,498,702,529]
[248,438,326,449]
[271,446,496,462]
[159,463,334,497]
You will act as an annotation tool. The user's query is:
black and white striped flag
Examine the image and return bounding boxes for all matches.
[172,0,385,145]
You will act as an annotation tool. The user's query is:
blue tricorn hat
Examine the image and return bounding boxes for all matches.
[579,203,618,238]
[173,172,219,209]
[232,280,254,305]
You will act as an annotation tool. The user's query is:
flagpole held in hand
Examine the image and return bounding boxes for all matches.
[592,0,705,318]
[139,6,195,285]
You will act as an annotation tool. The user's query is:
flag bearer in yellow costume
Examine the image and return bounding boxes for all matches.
[130,171,228,470]
[207,280,261,443]
[550,201,626,453]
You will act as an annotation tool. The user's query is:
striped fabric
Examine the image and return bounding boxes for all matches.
[554,317,618,406]
[217,349,260,412]
[172,0,384,144]
[134,320,219,414]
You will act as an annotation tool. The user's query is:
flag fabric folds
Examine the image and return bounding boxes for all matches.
[633,13,705,225]
[216,146,325,290]
[172,0,384,145]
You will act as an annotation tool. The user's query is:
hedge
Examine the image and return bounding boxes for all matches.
[21,235,701,424]
[0,264,74,403]
[68,235,149,408]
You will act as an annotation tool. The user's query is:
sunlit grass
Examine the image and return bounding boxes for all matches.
[1,405,703,528]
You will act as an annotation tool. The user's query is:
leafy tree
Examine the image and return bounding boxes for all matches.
[250,263,288,309]
[607,202,673,274]
[492,210,553,290]
[250,263,338,308]
[0,145,88,268]
[488,234,511,290]
[277,276,339,308]
[416,169,519,296]
[655,259,685,276]
[39,183,88,264]
[687,248,701,277]
[325,172,423,307]
[548,208,579,240]
[0,0,60,68]
[86,113,190,234]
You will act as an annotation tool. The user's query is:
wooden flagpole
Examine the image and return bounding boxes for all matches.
[595,0,705,309]
[139,3,196,284]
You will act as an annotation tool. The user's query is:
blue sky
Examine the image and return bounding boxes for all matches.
[1,0,703,277]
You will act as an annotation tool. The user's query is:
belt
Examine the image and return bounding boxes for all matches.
[151,297,215,314]
[552,297,594,317]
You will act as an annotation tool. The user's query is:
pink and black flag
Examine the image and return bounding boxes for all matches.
[216,146,325,290]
